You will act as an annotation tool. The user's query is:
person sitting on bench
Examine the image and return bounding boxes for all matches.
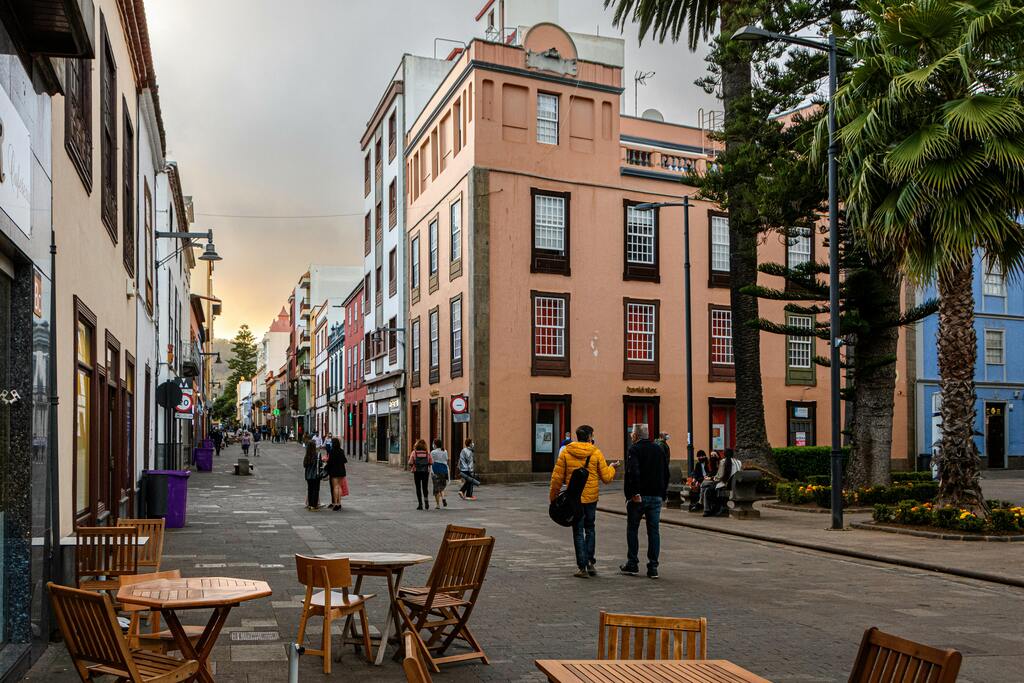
[701,449,742,517]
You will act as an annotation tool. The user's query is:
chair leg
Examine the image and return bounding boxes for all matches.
[296,608,309,648]
[358,608,373,663]
[322,613,332,674]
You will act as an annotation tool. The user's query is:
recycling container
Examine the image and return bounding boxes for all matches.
[144,469,190,528]
[194,447,214,472]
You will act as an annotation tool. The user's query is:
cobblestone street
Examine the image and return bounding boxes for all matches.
[29,441,1024,682]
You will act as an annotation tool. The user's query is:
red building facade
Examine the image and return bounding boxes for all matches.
[343,281,367,458]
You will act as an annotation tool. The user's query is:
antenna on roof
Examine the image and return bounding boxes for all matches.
[634,70,655,117]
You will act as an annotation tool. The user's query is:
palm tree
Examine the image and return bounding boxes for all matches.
[604,0,775,470]
[835,0,1024,512]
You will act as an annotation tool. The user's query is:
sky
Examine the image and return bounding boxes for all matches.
[146,0,717,339]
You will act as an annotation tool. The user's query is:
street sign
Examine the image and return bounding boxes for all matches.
[174,388,194,420]
[451,394,469,423]
[273,408,281,416]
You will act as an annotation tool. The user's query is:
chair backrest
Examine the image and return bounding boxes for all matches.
[597,611,708,661]
[849,627,962,683]
[48,582,138,679]
[421,525,487,588]
[295,554,352,590]
[402,631,433,683]
[75,527,139,585]
[423,536,495,605]
[117,518,165,570]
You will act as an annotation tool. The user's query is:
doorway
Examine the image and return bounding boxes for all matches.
[623,397,659,459]
[709,398,736,453]
[985,402,1006,469]
[376,414,389,462]
[531,394,571,473]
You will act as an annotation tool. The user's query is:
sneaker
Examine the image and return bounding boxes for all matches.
[443,499,448,507]
[458,492,465,500]
[647,568,659,580]
[574,569,589,579]
[619,564,640,576]
[466,496,477,501]
[587,563,597,577]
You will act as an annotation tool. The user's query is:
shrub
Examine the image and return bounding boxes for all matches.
[956,510,984,533]
[892,472,933,482]
[812,485,833,509]
[933,506,958,529]
[989,508,1022,532]
[776,482,819,505]
[806,474,831,485]
[873,504,895,523]
[770,447,850,481]
[985,499,1010,511]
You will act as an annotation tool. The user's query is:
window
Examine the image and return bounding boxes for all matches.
[388,180,397,228]
[787,402,816,446]
[453,100,462,155]
[624,299,659,380]
[531,189,570,275]
[429,307,440,384]
[144,181,154,313]
[985,329,1005,365]
[75,302,96,522]
[786,313,815,385]
[389,248,397,297]
[411,317,421,387]
[364,212,371,255]
[624,201,658,281]
[709,306,734,381]
[363,274,370,305]
[65,57,92,189]
[984,257,1006,297]
[537,92,559,144]
[374,137,382,176]
[375,201,383,242]
[375,266,383,305]
[388,316,398,364]
[709,213,730,286]
[410,235,420,291]
[429,219,439,275]
[100,22,117,240]
[364,153,371,196]
[450,199,462,263]
[450,295,463,378]
[122,105,135,276]
[786,226,813,273]
[531,291,570,376]
[388,111,397,161]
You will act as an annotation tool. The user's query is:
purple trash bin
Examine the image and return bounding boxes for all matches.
[194,447,214,472]
[164,470,190,528]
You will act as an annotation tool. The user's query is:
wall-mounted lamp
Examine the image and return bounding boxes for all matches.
[156,229,223,267]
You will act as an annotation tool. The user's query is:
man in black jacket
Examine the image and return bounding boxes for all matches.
[619,423,670,579]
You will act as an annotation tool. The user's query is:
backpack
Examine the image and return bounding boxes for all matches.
[413,451,431,473]
[548,454,592,527]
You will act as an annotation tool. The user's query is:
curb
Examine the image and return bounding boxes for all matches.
[851,521,1024,542]
[596,505,1024,589]
[763,503,873,514]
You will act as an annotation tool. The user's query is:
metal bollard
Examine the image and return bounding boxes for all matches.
[286,642,304,682]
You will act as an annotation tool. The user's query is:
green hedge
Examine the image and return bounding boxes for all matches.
[776,481,938,508]
[873,502,1022,533]
[892,472,934,482]
[770,447,849,481]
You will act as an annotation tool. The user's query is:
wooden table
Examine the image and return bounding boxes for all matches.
[118,576,272,683]
[535,659,772,682]
[317,551,431,665]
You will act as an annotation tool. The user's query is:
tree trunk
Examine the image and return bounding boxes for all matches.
[720,3,773,471]
[846,270,900,489]
[935,260,987,514]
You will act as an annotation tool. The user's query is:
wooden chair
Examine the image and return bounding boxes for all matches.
[48,582,198,683]
[397,536,495,673]
[75,527,139,596]
[848,627,962,683]
[399,524,486,599]
[121,571,205,659]
[402,631,433,683]
[117,518,166,572]
[597,611,708,661]
[294,554,375,674]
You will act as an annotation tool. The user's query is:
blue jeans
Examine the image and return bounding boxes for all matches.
[626,496,663,571]
[572,502,598,570]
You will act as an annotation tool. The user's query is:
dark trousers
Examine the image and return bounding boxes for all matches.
[626,496,663,571]
[572,502,598,570]
[414,471,430,506]
[460,471,479,497]
[306,479,320,508]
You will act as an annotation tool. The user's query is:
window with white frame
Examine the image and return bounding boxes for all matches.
[984,257,1006,297]
[412,319,421,373]
[534,194,565,252]
[626,206,655,265]
[787,227,812,271]
[626,302,656,361]
[429,309,439,372]
[710,307,734,368]
[450,200,462,262]
[537,93,559,144]
[428,220,438,276]
[985,329,1005,365]
[787,315,813,369]
[534,296,565,357]
[710,215,730,278]
[450,297,463,377]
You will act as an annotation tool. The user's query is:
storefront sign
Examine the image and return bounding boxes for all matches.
[711,423,725,451]
[174,388,194,420]
[388,398,401,413]
[0,86,31,238]
[429,389,440,397]
[626,386,657,394]
[794,431,807,447]
[33,270,42,317]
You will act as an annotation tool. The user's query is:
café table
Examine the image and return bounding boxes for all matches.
[535,659,772,683]
[118,576,272,683]
[317,551,431,665]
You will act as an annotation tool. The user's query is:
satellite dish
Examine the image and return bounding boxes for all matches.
[641,108,665,122]
[156,380,183,409]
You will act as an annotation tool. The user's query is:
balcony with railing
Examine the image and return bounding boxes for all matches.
[621,145,712,179]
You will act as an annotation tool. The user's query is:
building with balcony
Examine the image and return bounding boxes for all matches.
[327,320,346,437]
[343,281,366,458]
[310,298,343,438]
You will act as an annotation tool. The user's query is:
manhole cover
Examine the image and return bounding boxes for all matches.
[231,631,279,642]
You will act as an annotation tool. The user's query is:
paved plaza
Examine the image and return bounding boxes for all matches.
[28,441,1024,682]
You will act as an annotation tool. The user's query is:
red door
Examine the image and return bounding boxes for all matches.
[624,399,659,458]
[710,402,736,453]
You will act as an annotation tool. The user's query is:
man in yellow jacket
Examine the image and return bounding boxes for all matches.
[549,425,618,578]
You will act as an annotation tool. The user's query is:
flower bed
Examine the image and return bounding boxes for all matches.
[872,501,1024,534]
[776,481,938,509]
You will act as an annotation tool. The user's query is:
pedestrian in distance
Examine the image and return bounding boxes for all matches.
[620,424,670,579]
[240,429,252,457]
[559,431,573,449]
[327,437,348,511]
[408,439,433,510]
[303,440,323,511]
[458,439,480,501]
[548,425,618,578]
[654,432,671,460]
[430,439,450,509]
[698,451,720,511]
[211,429,223,457]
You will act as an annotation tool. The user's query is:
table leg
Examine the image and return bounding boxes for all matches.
[373,567,404,666]
[338,573,366,661]
[163,606,232,683]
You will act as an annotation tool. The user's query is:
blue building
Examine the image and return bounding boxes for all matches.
[915,252,1023,469]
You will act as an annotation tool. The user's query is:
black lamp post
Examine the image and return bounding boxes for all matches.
[636,198,694,476]
[731,25,845,530]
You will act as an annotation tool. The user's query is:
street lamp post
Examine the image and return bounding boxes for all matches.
[731,25,845,530]
[636,198,694,476]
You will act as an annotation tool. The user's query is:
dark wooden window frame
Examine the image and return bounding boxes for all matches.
[450,294,463,378]
[428,217,439,294]
[143,180,154,314]
[708,210,730,288]
[375,265,383,307]
[388,247,397,298]
[785,312,816,386]
[449,195,463,280]
[73,297,98,526]
[531,290,571,377]
[388,111,397,161]
[708,303,735,382]
[375,201,383,243]
[388,315,398,365]
[622,199,660,282]
[428,306,440,384]
[100,330,121,522]
[531,188,571,275]
[100,18,117,241]
[388,179,398,228]
[410,316,421,388]
[410,400,421,447]
[65,57,93,191]
[122,102,135,277]
[786,400,817,446]
[623,297,660,380]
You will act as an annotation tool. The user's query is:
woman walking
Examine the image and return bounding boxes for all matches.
[408,439,432,510]
[327,437,349,511]
[430,439,450,509]
[458,439,480,501]
[303,440,323,511]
